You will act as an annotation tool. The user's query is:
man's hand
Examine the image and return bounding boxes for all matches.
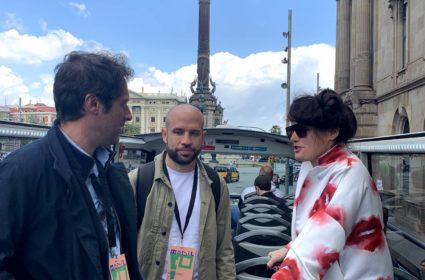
[267,247,289,269]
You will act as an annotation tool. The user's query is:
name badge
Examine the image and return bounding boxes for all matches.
[167,246,197,280]
[109,254,130,280]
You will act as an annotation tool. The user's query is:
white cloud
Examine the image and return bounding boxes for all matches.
[1,41,334,131]
[129,43,335,131]
[40,73,54,104]
[0,67,55,106]
[69,2,90,18]
[0,29,83,64]
[0,65,30,105]
[2,13,24,32]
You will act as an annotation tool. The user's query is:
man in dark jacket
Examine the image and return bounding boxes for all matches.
[251,175,288,211]
[0,51,141,280]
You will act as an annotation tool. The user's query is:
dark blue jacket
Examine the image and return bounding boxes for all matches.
[0,125,141,280]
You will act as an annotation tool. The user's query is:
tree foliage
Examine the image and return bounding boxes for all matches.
[122,123,140,136]
[270,125,282,135]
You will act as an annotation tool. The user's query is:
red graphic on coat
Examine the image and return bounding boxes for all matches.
[314,245,340,278]
[325,206,346,229]
[310,210,332,225]
[377,277,393,280]
[318,145,348,165]
[272,258,301,280]
[346,216,385,252]
[346,157,357,167]
[370,178,379,193]
[294,177,312,207]
[309,182,337,217]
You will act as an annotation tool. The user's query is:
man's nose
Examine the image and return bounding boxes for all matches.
[181,133,192,145]
[125,107,132,121]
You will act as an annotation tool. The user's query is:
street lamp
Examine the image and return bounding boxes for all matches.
[283,10,292,196]
[282,10,292,127]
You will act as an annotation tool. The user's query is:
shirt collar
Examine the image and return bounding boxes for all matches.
[59,127,114,176]
[317,144,349,166]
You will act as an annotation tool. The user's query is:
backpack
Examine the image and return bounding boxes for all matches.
[136,161,221,228]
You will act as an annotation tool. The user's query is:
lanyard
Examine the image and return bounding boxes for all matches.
[163,156,198,240]
[91,160,118,250]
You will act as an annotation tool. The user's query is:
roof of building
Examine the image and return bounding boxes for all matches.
[129,90,187,102]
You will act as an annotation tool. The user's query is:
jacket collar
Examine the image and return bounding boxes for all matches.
[46,122,109,278]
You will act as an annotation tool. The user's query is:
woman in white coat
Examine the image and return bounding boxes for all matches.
[267,89,393,279]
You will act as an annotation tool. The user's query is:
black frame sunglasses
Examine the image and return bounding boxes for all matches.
[286,123,310,138]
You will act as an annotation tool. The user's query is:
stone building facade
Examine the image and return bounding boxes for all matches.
[128,90,187,133]
[335,0,425,138]
[0,106,9,121]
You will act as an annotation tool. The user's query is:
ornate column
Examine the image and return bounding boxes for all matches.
[335,0,351,93]
[345,0,377,138]
[189,0,223,129]
[352,0,372,89]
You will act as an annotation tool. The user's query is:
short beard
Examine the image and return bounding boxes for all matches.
[166,146,200,165]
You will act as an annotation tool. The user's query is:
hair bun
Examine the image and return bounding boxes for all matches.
[287,88,357,143]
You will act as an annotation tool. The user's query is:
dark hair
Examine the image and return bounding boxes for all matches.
[287,88,357,143]
[254,175,272,191]
[53,51,134,122]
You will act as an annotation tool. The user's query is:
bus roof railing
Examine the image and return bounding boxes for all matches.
[349,132,425,153]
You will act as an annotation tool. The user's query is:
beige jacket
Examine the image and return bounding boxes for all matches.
[128,152,236,280]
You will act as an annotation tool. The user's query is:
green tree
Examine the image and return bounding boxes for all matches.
[27,114,41,124]
[270,125,282,135]
[122,123,140,136]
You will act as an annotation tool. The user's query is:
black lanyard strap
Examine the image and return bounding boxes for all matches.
[163,156,198,239]
[91,160,117,249]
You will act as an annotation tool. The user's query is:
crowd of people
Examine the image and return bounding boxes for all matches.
[0,50,394,279]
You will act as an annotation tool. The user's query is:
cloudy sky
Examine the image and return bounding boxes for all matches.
[0,0,336,132]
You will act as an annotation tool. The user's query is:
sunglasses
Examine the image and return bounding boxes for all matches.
[286,123,310,138]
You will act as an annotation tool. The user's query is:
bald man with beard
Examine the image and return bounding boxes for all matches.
[129,104,236,280]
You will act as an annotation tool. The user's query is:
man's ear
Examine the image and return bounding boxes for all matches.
[161,127,167,144]
[84,94,100,114]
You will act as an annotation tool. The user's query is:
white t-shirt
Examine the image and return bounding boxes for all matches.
[162,167,201,280]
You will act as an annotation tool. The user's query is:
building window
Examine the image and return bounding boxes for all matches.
[150,128,155,133]
[135,116,140,123]
[163,117,166,123]
[132,106,141,115]
[150,117,155,123]
[392,107,410,134]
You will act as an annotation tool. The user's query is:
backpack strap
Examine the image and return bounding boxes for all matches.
[136,161,221,229]
[203,163,221,213]
[136,160,155,229]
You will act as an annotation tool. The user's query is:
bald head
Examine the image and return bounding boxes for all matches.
[259,165,273,181]
[162,104,206,171]
[165,104,204,129]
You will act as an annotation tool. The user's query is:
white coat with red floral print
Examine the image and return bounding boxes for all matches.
[272,145,393,280]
